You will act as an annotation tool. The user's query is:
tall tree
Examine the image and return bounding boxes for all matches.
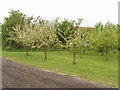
[1,9,34,49]
[56,19,81,45]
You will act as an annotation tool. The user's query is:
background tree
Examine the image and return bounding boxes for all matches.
[79,27,93,58]
[93,22,118,61]
[94,22,105,55]
[1,9,34,49]
[56,19,80,45]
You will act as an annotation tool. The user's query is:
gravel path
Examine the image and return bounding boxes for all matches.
[2,57,109,88]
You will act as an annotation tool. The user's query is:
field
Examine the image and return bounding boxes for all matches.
[2,49,118,87]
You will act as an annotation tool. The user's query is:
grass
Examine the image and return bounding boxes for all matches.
[2,49,118,88]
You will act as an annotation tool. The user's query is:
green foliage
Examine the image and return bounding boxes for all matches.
[55,18,83,45]
[33,22,58,59]
[11,24,35,48]
[57,19,93,64]
[8,19,58,58]
[93,22,118,50]
[2,9,118,61]
[65,28,92,53]
[34,24,57,49]
[93,22,118,60]
[1,9,35,49]
[8,24,36,55]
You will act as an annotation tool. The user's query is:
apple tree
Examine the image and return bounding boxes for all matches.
[93,22,118,61]
[34,23,57,59]
[58,19,93,64]
[9,24,36,55]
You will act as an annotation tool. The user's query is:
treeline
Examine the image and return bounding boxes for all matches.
[1,10,118,64]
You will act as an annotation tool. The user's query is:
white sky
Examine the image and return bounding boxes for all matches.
[0,0,119,27]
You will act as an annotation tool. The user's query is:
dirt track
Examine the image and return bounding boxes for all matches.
[2,57,109,88]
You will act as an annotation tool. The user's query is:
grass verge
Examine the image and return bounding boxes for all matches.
[2,49,118,87]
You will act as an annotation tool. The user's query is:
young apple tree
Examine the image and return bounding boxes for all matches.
[66,29,92,64]
[93,22,118,61]
[94,22,105,56]
[58,19,92,64]
[9,24,36,55]
[34,23,57,59]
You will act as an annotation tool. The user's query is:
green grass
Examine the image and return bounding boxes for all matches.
[2,49,118,88]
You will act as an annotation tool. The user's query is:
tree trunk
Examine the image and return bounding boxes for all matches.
[80,51,83,58]
[26,51,29,56]
[73,51,76,64]
[83,50,85,55]
[101,50,104,56]
[26,48,29,56]
[101,48,104,56]
[105,50,108,61]
[44,50,47,59]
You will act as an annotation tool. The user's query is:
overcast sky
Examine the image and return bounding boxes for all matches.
[0,0,119,27]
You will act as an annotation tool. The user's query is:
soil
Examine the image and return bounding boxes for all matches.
[2,57,109,88]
